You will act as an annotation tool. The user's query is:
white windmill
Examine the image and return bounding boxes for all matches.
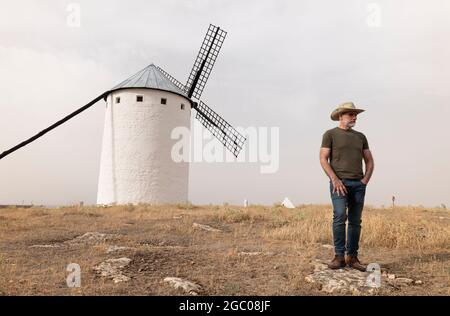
[96,64,192,205]
[0,24,246,205]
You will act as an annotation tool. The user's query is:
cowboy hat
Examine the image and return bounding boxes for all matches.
[330,102,365,121]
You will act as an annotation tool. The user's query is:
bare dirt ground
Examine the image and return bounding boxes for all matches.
[0,204,448,296]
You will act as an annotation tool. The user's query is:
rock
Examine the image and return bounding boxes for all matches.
[238,251,275,257]
[173,216,183,219]
[142,244,185,249]
[414,280,423,285]
[305,260,387,294]
[68,232,118,245]
[111,274,130,283]
[392,277,414,285]
[192,223,222,232]
[238,252,262,256]
[29,244,62,248]
[322,244,334,250]
[30,232,120,249]
[387,274,396,279]
[164,277,202,295]
[106,245,132,253]
[93,257,131,283]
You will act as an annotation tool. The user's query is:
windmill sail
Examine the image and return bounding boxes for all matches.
[0,92,108,161]
[156,66,187,93]
[194,101,246,157]
[153,66,246,157]
[185,24,227,99]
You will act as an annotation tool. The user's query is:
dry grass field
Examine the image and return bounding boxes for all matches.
[0,204,449,295]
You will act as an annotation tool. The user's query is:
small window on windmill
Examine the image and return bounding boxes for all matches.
[136,95,144,102]
[115,97,120,104]
[181,103,185,110]
[161,98,167,105]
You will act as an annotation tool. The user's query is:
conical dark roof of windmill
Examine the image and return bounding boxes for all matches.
[108,64,187,98]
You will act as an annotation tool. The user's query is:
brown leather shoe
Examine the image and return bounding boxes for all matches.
[345,255,367,272]
[327,256,346,269]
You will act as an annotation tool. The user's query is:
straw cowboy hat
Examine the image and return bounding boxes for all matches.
[330,102,365,121]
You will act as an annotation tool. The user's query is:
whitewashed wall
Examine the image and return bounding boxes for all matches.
[97,88,191,205]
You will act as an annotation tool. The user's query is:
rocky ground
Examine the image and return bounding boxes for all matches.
[0,204,448,295]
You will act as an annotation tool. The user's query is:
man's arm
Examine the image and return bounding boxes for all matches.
[361,149,374,185]
[320,147,347,196]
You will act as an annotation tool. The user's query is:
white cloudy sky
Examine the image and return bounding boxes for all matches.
[1,0,449,207]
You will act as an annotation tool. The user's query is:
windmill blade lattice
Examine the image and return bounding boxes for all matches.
[156,66,187,94]
[195,101,246,157]
[185,24,227,100]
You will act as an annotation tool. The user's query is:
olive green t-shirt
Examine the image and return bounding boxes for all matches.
[321,127,369,180]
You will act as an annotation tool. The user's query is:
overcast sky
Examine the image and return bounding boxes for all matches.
[1,0,449,207]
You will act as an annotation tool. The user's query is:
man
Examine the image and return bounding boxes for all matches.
[319,102,374,271]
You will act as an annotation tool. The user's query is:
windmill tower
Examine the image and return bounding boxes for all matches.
[0,24,246,206]
[96,65,192,205]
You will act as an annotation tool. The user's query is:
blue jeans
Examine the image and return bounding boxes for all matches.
[329,178,366,257]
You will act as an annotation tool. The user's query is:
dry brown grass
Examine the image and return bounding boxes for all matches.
[0,204,449,295]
